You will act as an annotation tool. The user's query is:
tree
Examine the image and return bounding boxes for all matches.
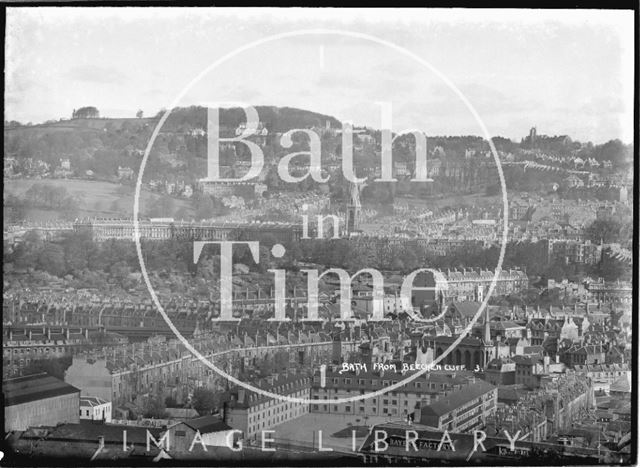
[485,183,500,196]
[37,243,66,277]
[591,251,629,282]
[136,109,144,119]
[164,396,178,407]
[143,396,167,419]
[258,355,274,377]
[585,219,622,244]
[147,196,175,218]
[22,357,71,380]
[386,255,403,271]
[195,195,216,220]
[192,387,218,415]
[274,350,290,372]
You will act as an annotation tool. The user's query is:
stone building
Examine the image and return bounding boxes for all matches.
[224,372,310,440]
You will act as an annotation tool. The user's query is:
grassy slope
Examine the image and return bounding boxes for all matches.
[4,178,193,221]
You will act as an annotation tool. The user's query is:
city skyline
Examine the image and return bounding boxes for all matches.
[5,8,634,144]
[2,6,635,465]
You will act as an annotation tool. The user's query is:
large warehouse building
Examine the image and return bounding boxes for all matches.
[3,373,81,431]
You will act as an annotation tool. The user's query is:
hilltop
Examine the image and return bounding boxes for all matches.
[4,116,159,138]
[4,105,342,137]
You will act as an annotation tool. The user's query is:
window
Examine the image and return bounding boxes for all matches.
[175,431,186,437]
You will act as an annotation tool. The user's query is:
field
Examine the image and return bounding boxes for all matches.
[4,178,193,221]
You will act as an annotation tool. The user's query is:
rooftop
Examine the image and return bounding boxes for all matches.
[3,373,80,406]
[175,415,232,434]
[420,380,495,418]
[80,396,109,407]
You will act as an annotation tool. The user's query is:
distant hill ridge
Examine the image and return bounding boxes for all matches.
[4,106,343,135]
[158,105,343,133]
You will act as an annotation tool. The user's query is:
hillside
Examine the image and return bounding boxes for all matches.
[4,117,159,137]
[157,105,342,133]
[4,178,194,222]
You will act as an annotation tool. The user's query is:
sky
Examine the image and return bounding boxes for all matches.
[5,8,635,144]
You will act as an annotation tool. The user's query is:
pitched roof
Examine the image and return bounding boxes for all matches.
[451,301,482,318]
[180,415,232,434]
[420,380,495,418]
[80,396,109,407]
[22,420,162,445]
[3,373,80,406]
[610,374,631,393]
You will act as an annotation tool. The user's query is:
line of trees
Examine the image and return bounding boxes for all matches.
[5,227,631,295]
[5,184,80,221]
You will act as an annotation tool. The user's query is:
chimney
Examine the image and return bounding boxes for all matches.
[555,355,560,364]
[238,389,246,404]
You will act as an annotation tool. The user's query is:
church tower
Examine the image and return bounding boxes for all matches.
[483,305,491,344]
[529,126,537,146]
